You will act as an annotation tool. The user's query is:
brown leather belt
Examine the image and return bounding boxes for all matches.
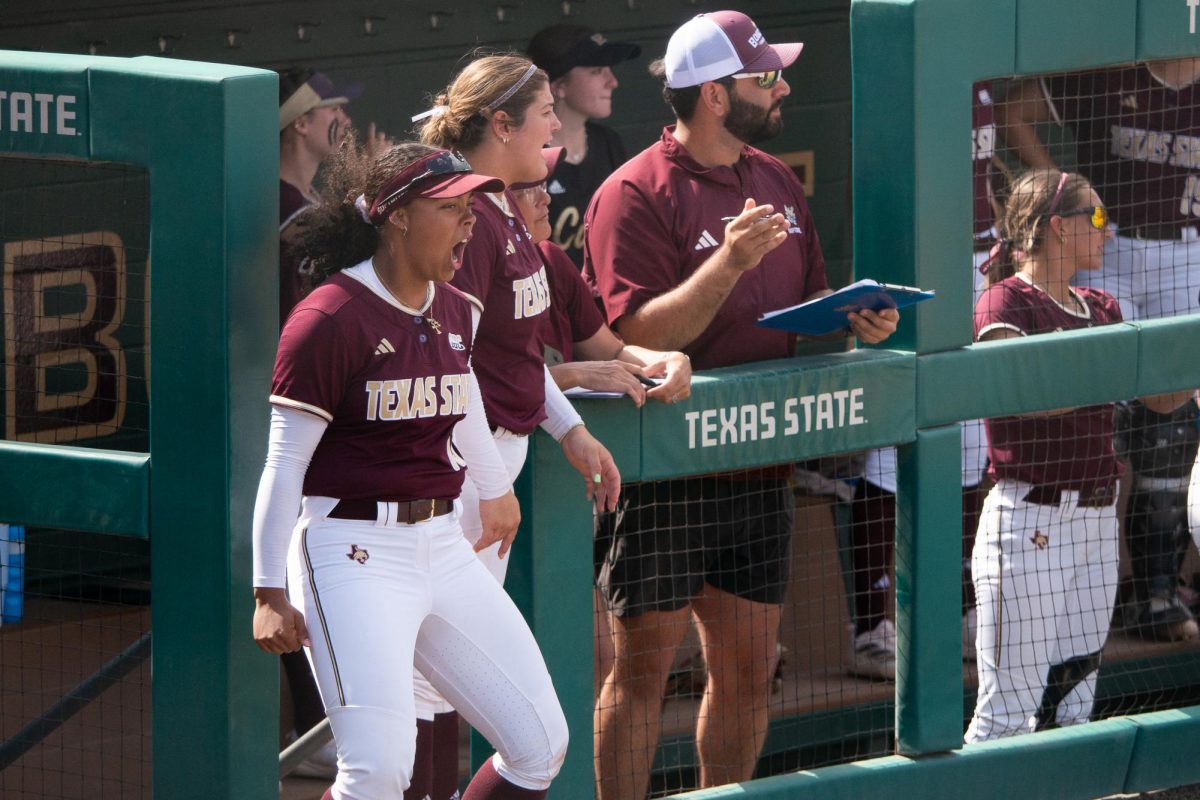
[328,498,454,524]
[1022,483,1116,509]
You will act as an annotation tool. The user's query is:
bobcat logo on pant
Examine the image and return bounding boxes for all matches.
[347,544,370,564]
[1030,530,1049,550]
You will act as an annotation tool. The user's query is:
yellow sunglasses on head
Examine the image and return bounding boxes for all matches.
[1056,205,1108,230]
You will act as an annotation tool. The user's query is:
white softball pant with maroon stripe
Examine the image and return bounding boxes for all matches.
[288,507,566,798]
[965,479,1118,742]
[413,432,529,720]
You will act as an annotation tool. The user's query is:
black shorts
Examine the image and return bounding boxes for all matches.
[596,475,795,618]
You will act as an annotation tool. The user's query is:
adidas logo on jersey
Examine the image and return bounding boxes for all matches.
[694,230,720,250]
[374,338,396,356]
[448,332,465,351]
[1121,94,1138,110]
[548,179,566,195]
[505,239,517,256]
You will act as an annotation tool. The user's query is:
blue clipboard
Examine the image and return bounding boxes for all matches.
[756,279,935,335]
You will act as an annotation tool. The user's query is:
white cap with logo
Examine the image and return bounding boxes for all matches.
[663,10,804,89]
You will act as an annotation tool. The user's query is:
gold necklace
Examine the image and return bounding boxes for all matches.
[372,258,440,331]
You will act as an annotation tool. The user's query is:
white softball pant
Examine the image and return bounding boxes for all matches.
[413,431,529,720]
[965,479,1118,742]
[1073,233,1200,320]
[287,503,566,799]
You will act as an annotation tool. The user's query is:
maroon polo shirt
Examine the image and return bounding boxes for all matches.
[582,126,828,371]
[452,192,551,434]
[974,278,1124,494]
[1044,66,1200,230]
[539,240,605,365]
[272,271,476,501]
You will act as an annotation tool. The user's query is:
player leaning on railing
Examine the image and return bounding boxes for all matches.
[967,170,1192,740]
[998,61,1200,642]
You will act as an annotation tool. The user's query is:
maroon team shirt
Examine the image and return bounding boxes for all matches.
[583,126,829,371]
[973,82,996,242]
[1044,66,1200,230]
[974,278,1124,493]
[272,271,476,501]
[451,192,551,434]
[539,240,605,365]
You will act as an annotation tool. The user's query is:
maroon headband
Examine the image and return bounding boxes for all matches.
[1047,171,1070,215]
[367,150,505,224]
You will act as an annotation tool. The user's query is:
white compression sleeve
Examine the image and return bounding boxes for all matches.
[539,364,584,441]
[252,406,327,588]
[455,368,512,500]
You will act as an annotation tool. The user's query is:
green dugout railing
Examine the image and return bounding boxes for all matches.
[0,53,277,798]
[510,1,1200,798]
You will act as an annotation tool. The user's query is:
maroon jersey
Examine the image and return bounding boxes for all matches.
[1044,66,1200,230]
[272,268,476,501]
[974,277,1124,493]
[583,126,829,371]
[279,180,312,325]
[539,240,605,365]
[973,82,996,241]
[451,192,551,434]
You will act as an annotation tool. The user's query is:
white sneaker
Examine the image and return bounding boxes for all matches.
[292,739,338,779]
[963,607,978,662]
[847,619,896,681]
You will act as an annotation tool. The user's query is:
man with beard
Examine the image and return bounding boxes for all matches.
[583,11,898,799]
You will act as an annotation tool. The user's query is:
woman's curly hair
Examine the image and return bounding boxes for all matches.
[292,132,440,284]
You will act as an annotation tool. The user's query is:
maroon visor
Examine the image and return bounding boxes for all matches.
[368,150,505,224]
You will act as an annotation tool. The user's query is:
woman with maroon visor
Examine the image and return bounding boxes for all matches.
[405,55,621,800]
[251,139,569,799]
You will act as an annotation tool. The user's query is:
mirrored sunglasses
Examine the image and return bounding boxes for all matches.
[1056,206,1108,230]
[730,69,782,89]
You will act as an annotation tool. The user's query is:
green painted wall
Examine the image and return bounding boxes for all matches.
[0,0,856,285]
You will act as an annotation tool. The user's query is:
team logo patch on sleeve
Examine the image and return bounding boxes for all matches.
[347,544,370,564]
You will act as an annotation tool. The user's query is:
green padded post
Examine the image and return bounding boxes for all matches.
[894,424,964,754]
[1016,0,1136,74]
[852,0,1015,355]
[88,58,279,800]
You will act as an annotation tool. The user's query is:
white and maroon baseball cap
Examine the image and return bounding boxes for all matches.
[663,11,803,89]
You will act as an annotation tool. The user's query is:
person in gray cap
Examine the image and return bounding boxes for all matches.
[584,11,898,798]
[526,24,641,267]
